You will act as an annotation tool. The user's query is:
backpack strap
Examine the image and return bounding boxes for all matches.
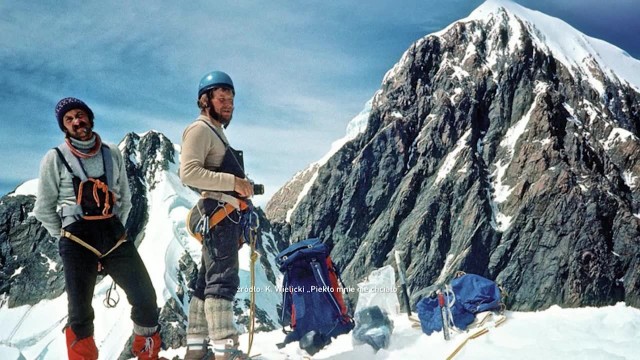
[54,142,115,228]
[198,119,247,181]
[55,143,114,185]
[55,144,88,181]
[310,259,344,315]
[199,119,229,147]
[280,271,292,328]
[54,145,87,228]
[101,144,114,187]
[53,147,74,175]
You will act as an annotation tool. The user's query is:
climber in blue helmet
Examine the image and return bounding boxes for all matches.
[180,70,255,360]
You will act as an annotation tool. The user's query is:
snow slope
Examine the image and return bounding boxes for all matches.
[465,0,640,91]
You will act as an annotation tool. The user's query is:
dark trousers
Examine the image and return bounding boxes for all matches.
[193,216,242,302]
[59,219,158,339]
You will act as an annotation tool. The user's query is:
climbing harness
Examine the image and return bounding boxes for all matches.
[187,196,261,357]
[60,230,127,258]
[186,197,249,243]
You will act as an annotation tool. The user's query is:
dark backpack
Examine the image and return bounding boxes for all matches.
[276,238,354,350]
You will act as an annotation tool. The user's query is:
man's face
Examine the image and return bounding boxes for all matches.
[210,88,234,123]
[62,109,93,141]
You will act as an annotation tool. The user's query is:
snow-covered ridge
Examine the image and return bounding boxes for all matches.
[386,0,640,93]
[465,0,640,91]
[9,179,38,197]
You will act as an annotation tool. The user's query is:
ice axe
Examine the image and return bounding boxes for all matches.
[438,289,451,341]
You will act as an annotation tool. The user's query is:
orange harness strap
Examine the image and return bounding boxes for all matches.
[208,200,248,230]
[187,199,248,243]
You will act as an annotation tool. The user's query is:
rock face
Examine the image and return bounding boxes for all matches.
[0,194,64,308]
[270,3,640,311]
[265,164,319,224]
[120,132,149,244]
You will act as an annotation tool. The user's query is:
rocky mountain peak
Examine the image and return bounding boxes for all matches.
[0,194,63,309]
[121,131,176,190]
[269,1,640,311]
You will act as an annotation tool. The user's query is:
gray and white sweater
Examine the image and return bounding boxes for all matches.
[34,135,132,238]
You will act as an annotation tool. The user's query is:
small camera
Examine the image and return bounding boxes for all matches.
[253,183,264,195]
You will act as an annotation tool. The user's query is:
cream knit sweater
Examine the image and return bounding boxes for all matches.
[34,135,132,238]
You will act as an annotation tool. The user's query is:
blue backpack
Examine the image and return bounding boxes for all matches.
[416,274,502,335]
[276,238,355,348]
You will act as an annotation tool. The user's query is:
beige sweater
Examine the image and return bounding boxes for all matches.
[179,115,236,193]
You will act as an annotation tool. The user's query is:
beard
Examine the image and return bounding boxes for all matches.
[209,107,233,126]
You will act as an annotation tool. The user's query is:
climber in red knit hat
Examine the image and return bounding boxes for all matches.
[34,97,163,360]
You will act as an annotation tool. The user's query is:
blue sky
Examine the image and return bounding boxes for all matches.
[1,0,639,205]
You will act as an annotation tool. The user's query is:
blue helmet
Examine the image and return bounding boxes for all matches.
[198,70,234,98]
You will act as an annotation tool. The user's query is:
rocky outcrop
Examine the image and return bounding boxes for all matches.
[0,194,64,308]
[120,133,148,244]
[121,131,176,245]
[266,164,319,223]
[275,5,640,311]
[137,131,176,190]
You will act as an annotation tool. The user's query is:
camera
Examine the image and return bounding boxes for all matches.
[253,183,264,195]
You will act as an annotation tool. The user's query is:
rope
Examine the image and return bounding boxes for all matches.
[246,221,259,356]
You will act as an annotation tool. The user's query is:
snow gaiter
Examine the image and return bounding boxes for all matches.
[132,331,162,360]
[65,326,98,360]
[185,296,210,359]
[204,296,238,340]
